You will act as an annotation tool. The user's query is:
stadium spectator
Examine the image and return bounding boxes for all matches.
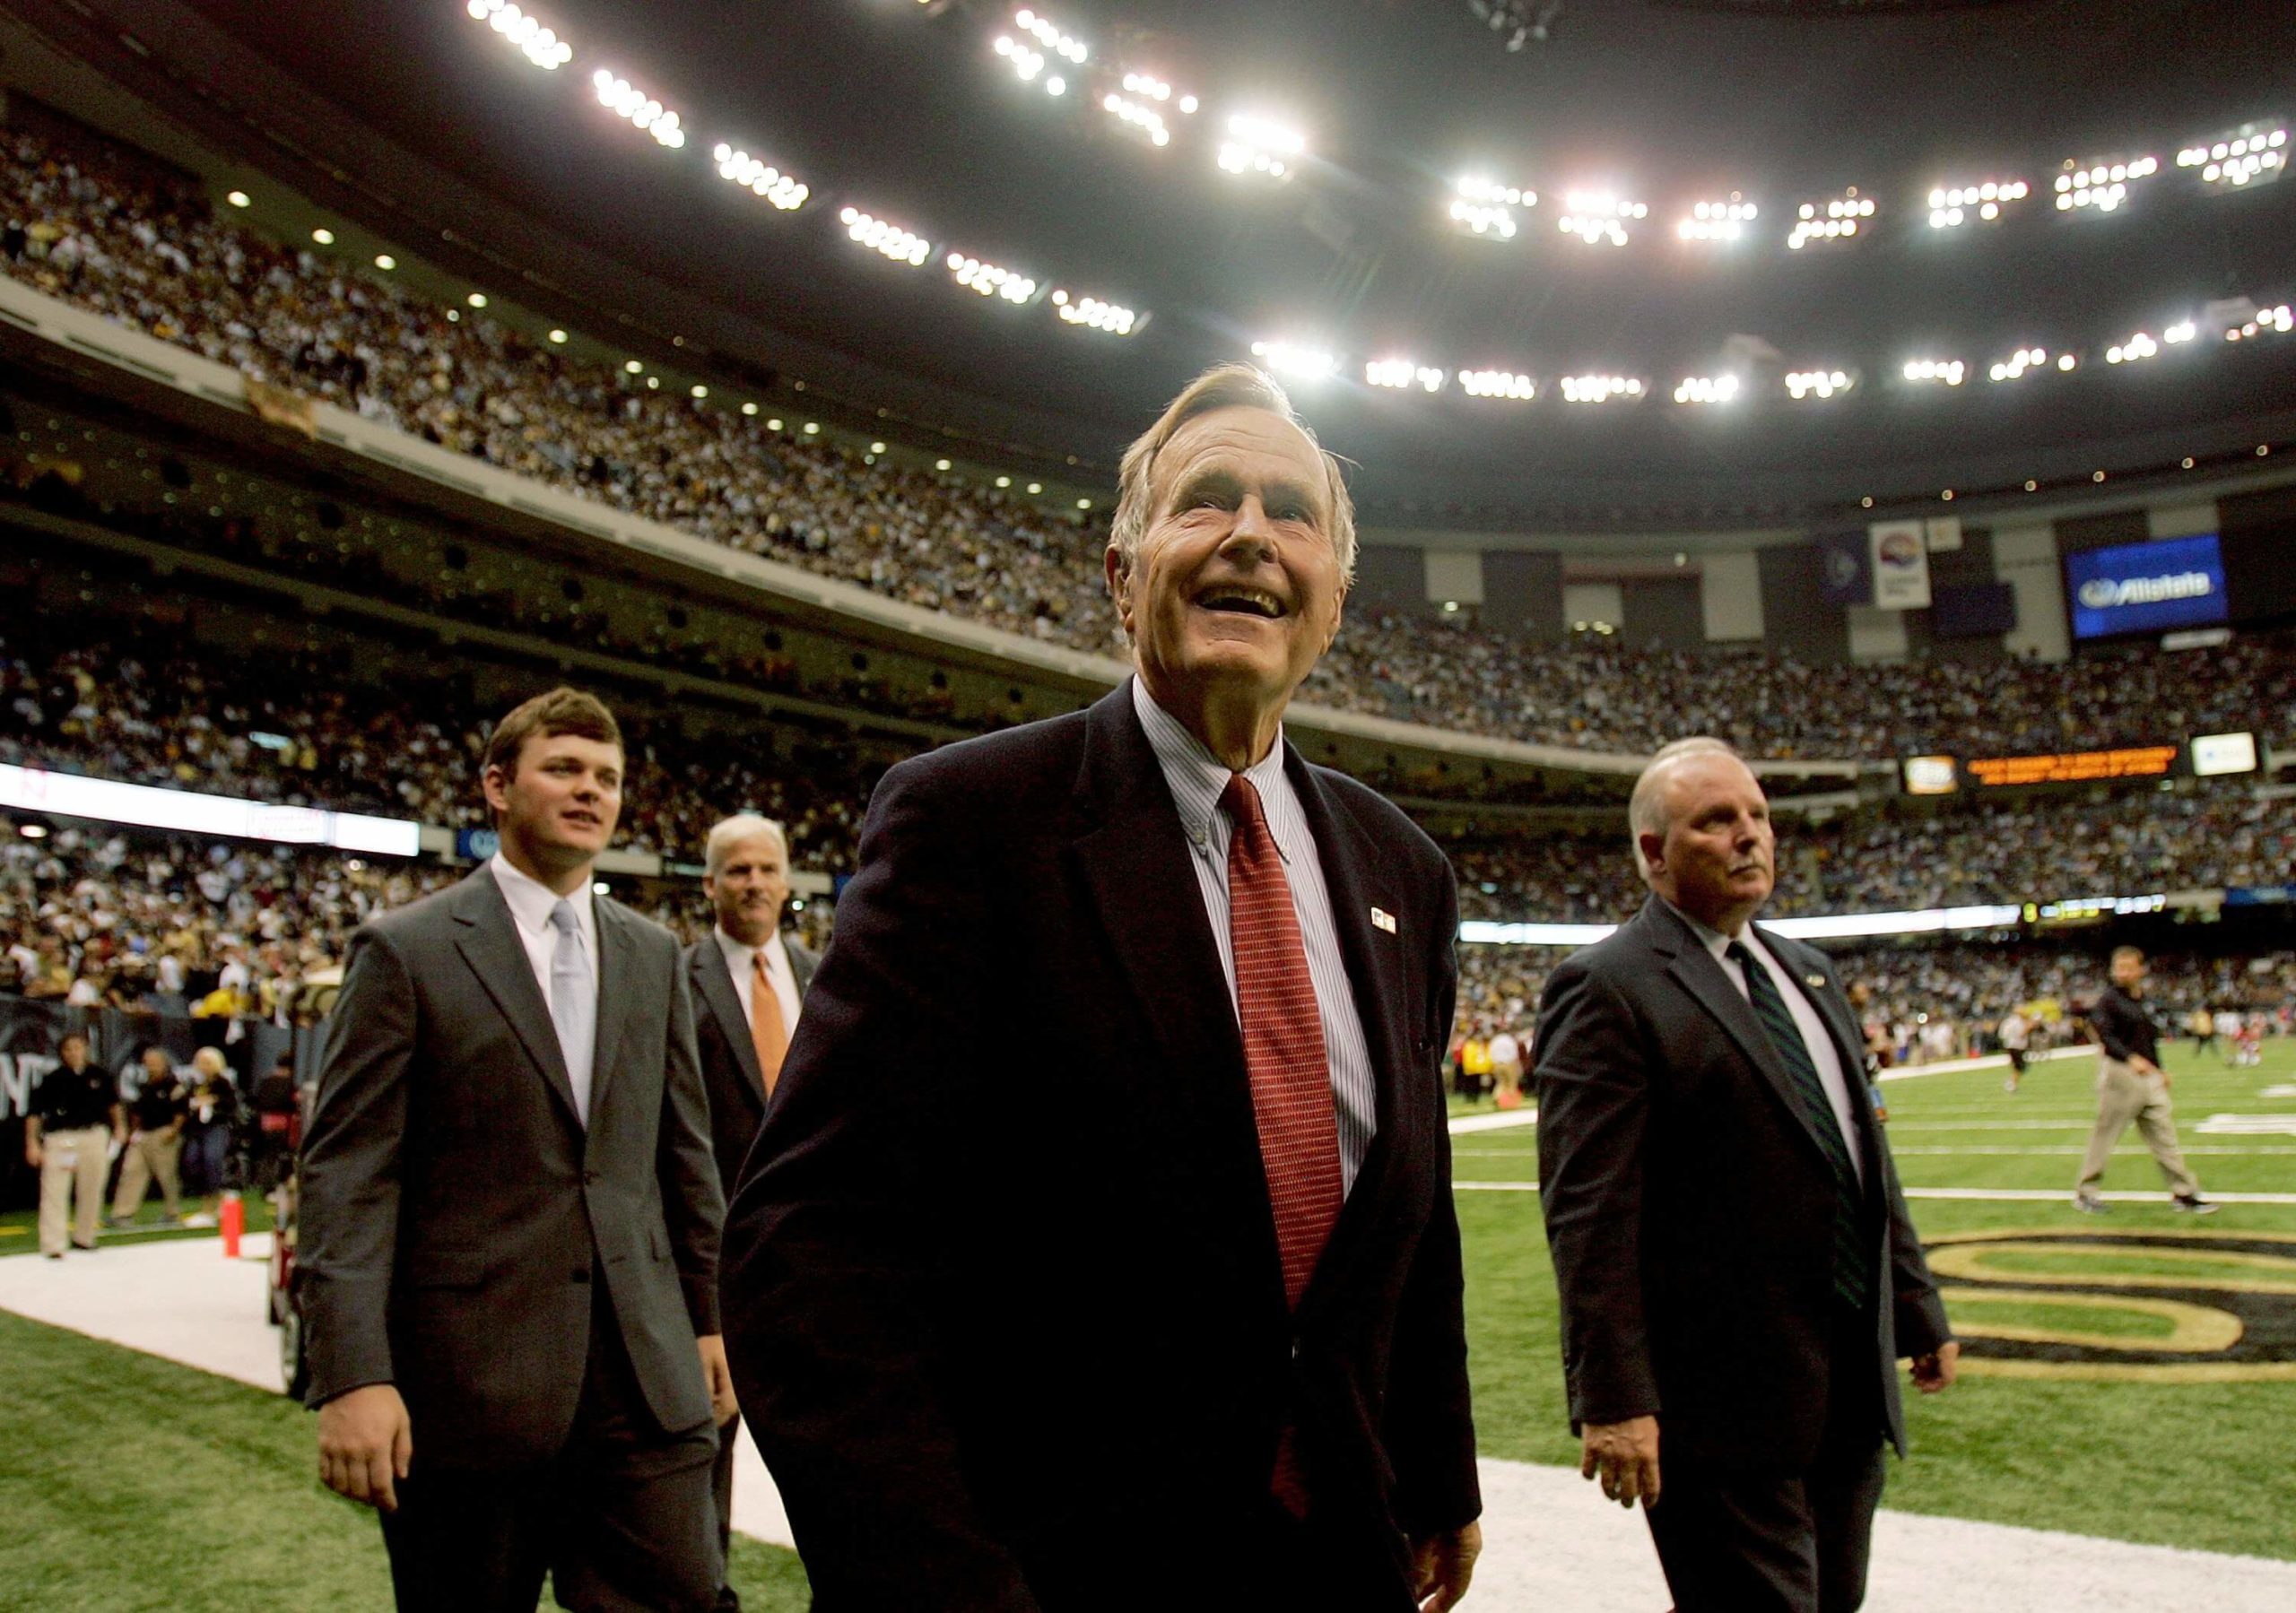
[2074,947,2215,1215]
[26,1029,123,1256]
[179,1045,239,1221]
[109,1043,188,1226]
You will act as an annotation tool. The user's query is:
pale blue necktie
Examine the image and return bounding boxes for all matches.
[547,899,595,1124]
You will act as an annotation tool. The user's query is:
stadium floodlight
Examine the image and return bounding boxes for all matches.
[1457,369,1535,399]
[1249,339,1337,380]
[1013,9,1088,65]
[1676,195,1758,243]
[2178,121,2288,190]
[467,1,573,71]
[1220,115,1306,179]
[712,144,809,211]
[1787,189,1873,248]
[1671,373,1741,404]
[947,251,1039,303]
[1987,346,2052,382]
[1558,373,1644,403]
[1367,359,1448,392]
[1103,92,1170,147]
[1050,289,1141,334]
[593,70,686,147]
[1556,190,1646,247]
[2052,153,2159,213]
[1925,178,2029,229]
[1450,177,1536,241]
[226,189,251,208]
[2103,330,2160,364]
[838,207,933,266]
[2222,301,2295,342]
[1901,358,1966,386]
[1784,369,1852,400]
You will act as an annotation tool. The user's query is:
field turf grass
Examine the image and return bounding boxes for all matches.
[1452,1036,2296,1561]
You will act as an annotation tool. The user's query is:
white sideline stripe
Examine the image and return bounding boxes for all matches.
[1877,1045,2096,1080]
[1891,1146,2296,1157]
[1455,1182,2296,1204]
[4,1239,2296,1604]
[1448,1109,1538,1134]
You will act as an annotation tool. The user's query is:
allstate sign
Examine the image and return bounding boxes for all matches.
[2065,533,2229,639]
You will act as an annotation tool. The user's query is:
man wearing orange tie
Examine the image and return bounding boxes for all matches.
[685,812,817,1610]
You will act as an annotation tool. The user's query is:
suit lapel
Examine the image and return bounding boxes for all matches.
[1761,928,1888,1191]
[1646,899,1838,1168]
[449,869,583,1127]
[692,938,766,1103]
[786,934,818,1000]
[587,898,638,1121]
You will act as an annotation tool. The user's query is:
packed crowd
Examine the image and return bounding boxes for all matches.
[7,124,2295,764]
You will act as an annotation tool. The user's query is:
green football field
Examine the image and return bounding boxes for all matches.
[2,1037,2291,1606]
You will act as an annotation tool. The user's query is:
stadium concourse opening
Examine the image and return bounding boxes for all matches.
[2,0,2294,1606]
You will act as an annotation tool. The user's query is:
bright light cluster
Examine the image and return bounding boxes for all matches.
[1250,339,1336,379]
[1558,191,1646,247]
[1051,290,1138,334]
[1103,93,1170,146]
[1558,374,1644,403]
[1013,9,1088,64]
[2054,155,2159,212]
[1902,359,1966,386]
[1788,192,1873,249]
[2224,303,2294,342]
[1987,346,2057,382]
[467,1,571,69]
[2104,331,2160,364]
[1120,72,1196,115]
[1450,178,1535,241]
[1220,116,1305,179]
[1926,178,2028,229]
[1785,369,1852,400]
[839,208,932,266]
[993,35,1065,95]
[1367,359,1448,393]
[1677,196,1756,242]
[1458,369,1535,399]
[2179,124,2288,188]
[593,71,684,147]
[711,145,807,211]
[947,252,1038,303]
[1672,373,1740,403]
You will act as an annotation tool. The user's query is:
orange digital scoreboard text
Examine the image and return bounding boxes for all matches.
[1964,746,2179,787]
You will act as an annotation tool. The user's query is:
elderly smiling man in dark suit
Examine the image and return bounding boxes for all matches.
[1534,736,1958,1613]
[721,364,1482,1611]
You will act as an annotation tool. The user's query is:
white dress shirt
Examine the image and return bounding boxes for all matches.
[1132,678,1378,1192]
[1674,903,1865,1184]
[713,926,803,1039]
[491,852,601,1004]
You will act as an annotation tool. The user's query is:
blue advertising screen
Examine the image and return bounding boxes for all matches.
[2065,534,2229,639]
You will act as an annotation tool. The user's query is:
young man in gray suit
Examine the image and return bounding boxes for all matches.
[684,811,817,1610]
[299,687,734,1612]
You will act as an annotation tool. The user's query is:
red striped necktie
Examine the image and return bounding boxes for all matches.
[1222,773,1344,1514]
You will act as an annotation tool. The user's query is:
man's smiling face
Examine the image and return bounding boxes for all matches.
[1109,404,1346,716]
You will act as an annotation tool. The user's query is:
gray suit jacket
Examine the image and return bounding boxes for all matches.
[298,866,724,1469]
[683,931,818,1194]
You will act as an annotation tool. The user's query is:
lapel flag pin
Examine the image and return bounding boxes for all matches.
[1805,973,1827,990]
[1370,906,1398,933]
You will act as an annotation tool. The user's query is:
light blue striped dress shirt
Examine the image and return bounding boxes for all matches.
[1131,678,1379,1192]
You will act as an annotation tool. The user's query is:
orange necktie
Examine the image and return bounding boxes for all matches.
[750,948,788,1097]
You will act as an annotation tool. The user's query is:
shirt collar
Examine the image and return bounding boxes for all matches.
[715,926,783,976]
[491,852,596,941]
[1130,677,1292,857]
[1667,898,1754,964]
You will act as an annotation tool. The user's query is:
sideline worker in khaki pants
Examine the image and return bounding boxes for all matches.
[112,1045,190,1225]
[26,1031,126,1257]
[2074,946,2214,1214]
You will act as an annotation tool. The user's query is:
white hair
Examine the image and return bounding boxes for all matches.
[1628,737,1745,883]
[704,813,787,877]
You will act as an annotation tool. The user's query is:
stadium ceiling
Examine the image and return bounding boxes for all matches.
[21,0,2296,531]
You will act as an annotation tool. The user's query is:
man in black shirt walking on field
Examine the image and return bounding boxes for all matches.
[2074,947,2216,1215]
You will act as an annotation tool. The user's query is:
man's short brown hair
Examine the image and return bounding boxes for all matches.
[482,687,623,783]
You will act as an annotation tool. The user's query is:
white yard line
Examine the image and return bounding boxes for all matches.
[1448,1109,1539,1134]
[1456,1181,2296,1205]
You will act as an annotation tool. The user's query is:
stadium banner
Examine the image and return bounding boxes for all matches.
[2064,533,2230,639]
[1902,755,1960,795]
[1964,746,2179,786]
[2192,731,2259,776]
[1866,520,1933,610]
[0,998,300,1208]
[1817,530,1873,604]
[0,765,422,856]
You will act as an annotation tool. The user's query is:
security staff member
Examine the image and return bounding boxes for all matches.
[2074,947,2215,1215]
[112,1045,190,1226]
[26,1031,125,1258]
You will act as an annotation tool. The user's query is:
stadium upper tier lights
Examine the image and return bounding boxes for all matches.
[594,71,685,147]
[711,145,808,211]
[1926,178,2028,229]
[1457,369,1535,399]
[1785,369,1852,400]
[1559,374,1644,403]
[467,1,572,71]
[947,252,1039,303]
[2104,330,2161,364]
[1787,190,1874,248]
[1903,359,1967,386]
[1987,346,2052,382]
[1367,359,1448,392]
[1013,9,1088,65]
[2223,301,2295,342]
[1051,290,1139,334]
[1451,178,1535,241]
[839,208,932,266]
[1249,339,1336,380]
[1220,116,1305,179]
[1677,195,1757,242]
[2054,153,2159,212]
[1103,92,1170,146]
[1557,190,1646,247]
[1672,373,1741,403]
[2179,122,2288,189]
